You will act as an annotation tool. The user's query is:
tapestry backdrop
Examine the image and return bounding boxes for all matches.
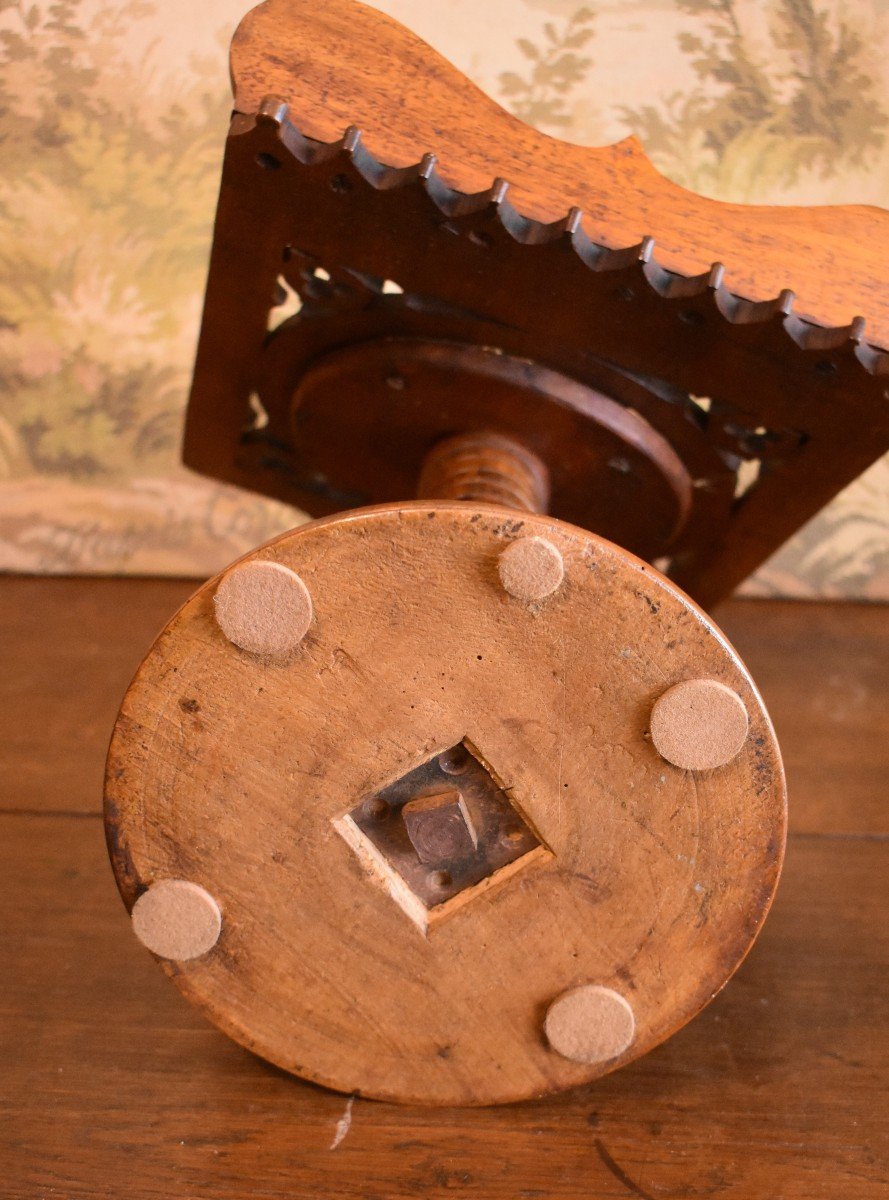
[1,0,887,596]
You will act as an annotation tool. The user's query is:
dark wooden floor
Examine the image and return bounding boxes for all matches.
[2,576,886,1199]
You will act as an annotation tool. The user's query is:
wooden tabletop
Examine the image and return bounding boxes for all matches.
[2,576,886,1198]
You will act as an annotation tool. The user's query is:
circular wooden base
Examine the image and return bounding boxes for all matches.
[105,503,786,1105]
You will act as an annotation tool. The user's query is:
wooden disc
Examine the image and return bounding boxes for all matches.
[105,503,786,1105]
[288,340,694,557]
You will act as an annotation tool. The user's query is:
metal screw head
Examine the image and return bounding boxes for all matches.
[438,745,471,775]
[403,789,478,863]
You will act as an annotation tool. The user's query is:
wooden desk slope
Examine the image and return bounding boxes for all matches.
[1,576,886,1198]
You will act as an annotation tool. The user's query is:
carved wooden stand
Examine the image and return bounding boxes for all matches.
[104,0,887,1105]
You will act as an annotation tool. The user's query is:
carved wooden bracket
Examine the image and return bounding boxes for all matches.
[185,0,889,607]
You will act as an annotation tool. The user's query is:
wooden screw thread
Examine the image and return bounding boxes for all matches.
[417,432,550,513]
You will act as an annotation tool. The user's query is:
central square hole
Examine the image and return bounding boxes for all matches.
[335,740,546,931]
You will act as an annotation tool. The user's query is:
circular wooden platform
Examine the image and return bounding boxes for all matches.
[105,503,786,1105]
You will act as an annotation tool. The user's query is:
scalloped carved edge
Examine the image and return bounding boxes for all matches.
[254,100,889,381]
[232,0,889,354]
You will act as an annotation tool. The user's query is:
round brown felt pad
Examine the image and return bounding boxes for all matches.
[544,985,636,1063]
[497,536,565,601]
[214,560,312,656]
[131,879,222,961]
[650,678,749,771]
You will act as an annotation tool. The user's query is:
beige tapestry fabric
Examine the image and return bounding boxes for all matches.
[1,0,887,597]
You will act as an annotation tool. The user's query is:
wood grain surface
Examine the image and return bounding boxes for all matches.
[104,504,785,1104]
[232,0,889,348]
[1,576,883,832]
[1,576,886,1194]
[0,576,191,816]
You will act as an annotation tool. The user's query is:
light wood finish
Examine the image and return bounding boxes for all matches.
[0,579,882,834]
[1,577,886,1195]
[4,816,886,1197]
[233,0,889,348]
[104,505,785,1105]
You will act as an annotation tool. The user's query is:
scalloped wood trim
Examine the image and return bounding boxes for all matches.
[231,0,889,351]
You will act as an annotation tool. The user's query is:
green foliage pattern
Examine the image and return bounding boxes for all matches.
[499,7,595,129]
[619,0,888,193]
[0,0,229,481]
